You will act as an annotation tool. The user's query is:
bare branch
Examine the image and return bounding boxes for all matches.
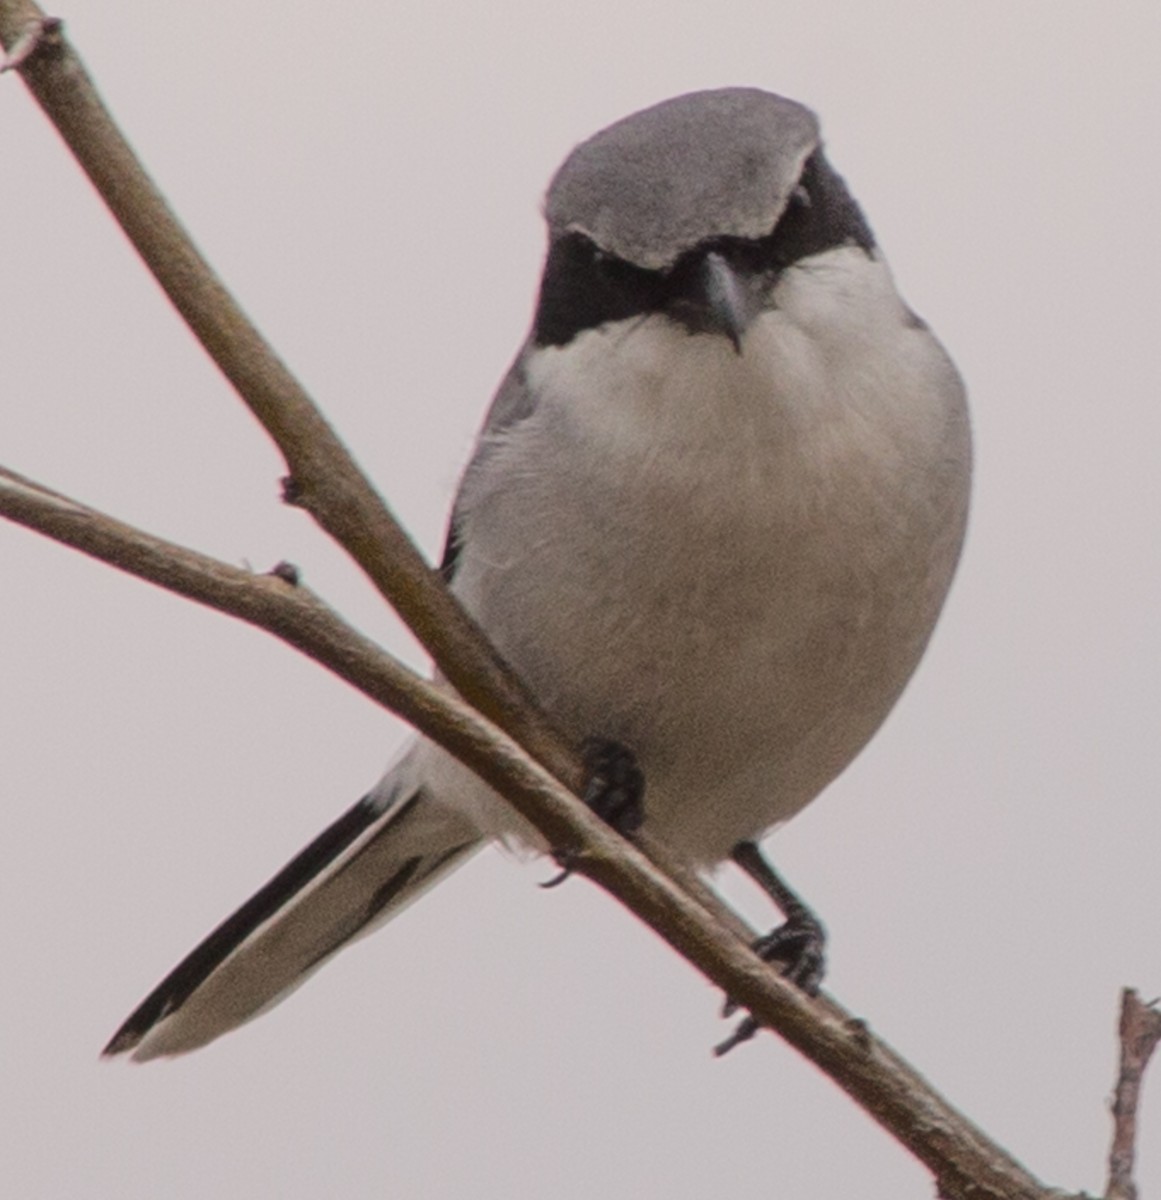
[1106,989,1161,1200]
[0,0,570,786]
[0,11,1110,1198]
[0,0,747,956]
[0,466,1060,1200]
[0,466,617,858]
[0,9,54,71]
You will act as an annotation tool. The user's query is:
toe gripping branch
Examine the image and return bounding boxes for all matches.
[715,840,827,1056]
[538,749,825,1056]
[579,737,646,835]
[541,738,645,888]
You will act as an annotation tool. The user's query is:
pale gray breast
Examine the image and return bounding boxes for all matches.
[453,332,966,843]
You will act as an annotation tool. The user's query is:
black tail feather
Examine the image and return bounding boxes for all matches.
[103,792,403,1057]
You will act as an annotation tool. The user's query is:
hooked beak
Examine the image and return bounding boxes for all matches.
[698,252,753,354]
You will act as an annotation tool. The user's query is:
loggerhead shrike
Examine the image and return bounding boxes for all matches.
[104,88,971,1061]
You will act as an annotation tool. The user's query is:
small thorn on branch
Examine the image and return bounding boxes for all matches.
[280,474,304,507]
[268,560,301,586]
[845,1017,873,1051]
[0,16,63,74]
[1105,987,1161,1200]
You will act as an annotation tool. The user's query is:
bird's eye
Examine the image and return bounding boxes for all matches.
[791,184,811,208]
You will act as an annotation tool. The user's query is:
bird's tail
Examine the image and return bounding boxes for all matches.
[103,763,484,1061]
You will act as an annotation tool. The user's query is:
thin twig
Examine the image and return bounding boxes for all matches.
[1106,989,1161,1200]
[0,0,568,786]
[0,468,622,859]
[0,0,749,948]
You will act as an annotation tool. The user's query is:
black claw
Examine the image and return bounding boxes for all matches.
[716,915,826,1053]
[580,738,645,836]
[540,850,578,889]
[730,840,828,993]
[714,1016,760,1057]
[541,743,642,892]
[715,842,828,1055]
[751,912,827,996]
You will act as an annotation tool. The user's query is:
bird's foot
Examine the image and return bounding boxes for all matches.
[579,737,645,834]
[541,738,644,887]
[715,841,827,1053]
[714,914,827,1054]
[720,911,827,1014]
[751,910,827,995]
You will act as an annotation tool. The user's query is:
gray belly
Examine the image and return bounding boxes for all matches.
[451,409,969,864]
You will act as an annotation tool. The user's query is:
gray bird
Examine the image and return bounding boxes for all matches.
[105,88,971,1061]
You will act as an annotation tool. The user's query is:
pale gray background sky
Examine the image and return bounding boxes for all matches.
[2,2,1159,1196]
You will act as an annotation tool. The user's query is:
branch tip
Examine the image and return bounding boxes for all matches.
[1105,988,1161,1200]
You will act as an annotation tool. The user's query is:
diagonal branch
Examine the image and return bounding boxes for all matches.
[0,467,1056,1200]
[0,467,594,855]
[0,0,747,959]
[0,0,569,787]
[0,9,1124,1199]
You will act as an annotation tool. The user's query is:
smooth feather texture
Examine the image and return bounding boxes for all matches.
[107,776,482,1060]
[104,88,971,1059]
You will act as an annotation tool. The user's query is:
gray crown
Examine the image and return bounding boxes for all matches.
[545,89,820,270]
